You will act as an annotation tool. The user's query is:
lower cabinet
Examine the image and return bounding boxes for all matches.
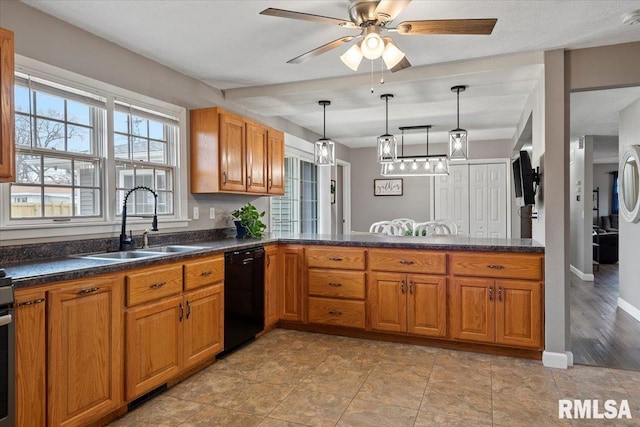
[264,245,279,328]
[48,275,123,427]
[278,245,304,322]
[183,284,224,368]
[450,278,542,348]
[369,272,447,337]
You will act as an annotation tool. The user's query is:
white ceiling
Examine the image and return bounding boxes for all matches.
[22,0,640,150]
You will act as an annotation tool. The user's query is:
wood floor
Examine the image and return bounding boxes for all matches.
[571,263,640,371]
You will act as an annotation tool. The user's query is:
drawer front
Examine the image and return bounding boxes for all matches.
[369,249,446,274]
[451,252,543,280]
[126,264,183,306]
[306,247,366,270]
[184,256,224,290]
[308,297,365,329]
[308,270,365,299]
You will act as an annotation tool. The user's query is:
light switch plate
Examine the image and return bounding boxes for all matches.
[193,207,199,220]
[209,208,215,219]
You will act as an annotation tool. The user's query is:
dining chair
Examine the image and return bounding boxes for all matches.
[413,221,453,236]
[391,218,415,233]
[369,221,404,236]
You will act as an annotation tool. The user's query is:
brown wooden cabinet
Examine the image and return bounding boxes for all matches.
[15,289,47,427]
[279,245,305,322]
[0,28,15,183]
[183,284,223,369]
[264,245,280,329]
[48,275,123,426]
[190,107,285,195]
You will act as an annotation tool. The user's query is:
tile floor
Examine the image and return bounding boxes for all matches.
[109,329,640,427]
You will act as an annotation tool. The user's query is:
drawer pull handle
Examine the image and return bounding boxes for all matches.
[328,310,342,316]
[329,257,343,262]
[489,286,493,301]
[498,287,503,301]
[247,176,252,187]
[223,172,227,184]
[328,282,342,287]
[77,287,99,295]
[269,178,273,189]
[400,280,406,294]
[487,264,504,270]
[150,281,167,289]
[179,303,184,322]
[409,281,414,295]
[201,270,213,277]
[16,298,46,307]
[186,300,192,319]
[399,260,415,265]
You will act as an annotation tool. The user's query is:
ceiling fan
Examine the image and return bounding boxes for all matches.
[260,0,497,73]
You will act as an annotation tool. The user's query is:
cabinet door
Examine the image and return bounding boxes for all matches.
[407,275,447,337]
[15,289,46,427]
[48,276,123,427]
[246,122,268,193]
[279,246,305,322]
[183,284,223,369]
[268,129,285,195]
[126,295,182,400]
[495,280,542,348]
[264,245,280,328]
[0,28,15,183]
[219,112,246,192]
[369,272,406,333]
[450,278,494,343]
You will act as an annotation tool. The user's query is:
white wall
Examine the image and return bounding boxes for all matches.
[569,136,594,279]
[618,97,640,317]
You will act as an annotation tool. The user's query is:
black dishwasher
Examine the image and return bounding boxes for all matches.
[222,247,265,355]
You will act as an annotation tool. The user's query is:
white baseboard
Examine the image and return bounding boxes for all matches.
[570,264,594,282]
[618,297,640,323]
[543,351,572,369]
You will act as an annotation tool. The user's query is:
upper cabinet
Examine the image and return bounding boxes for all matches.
[0,28,15,183]
[190,107,285,195]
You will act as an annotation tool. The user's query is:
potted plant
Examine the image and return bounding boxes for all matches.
[231,202,266,238]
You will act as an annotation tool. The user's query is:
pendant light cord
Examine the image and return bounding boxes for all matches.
[456,88,460,129]
[426,126,430,156]
[385,96,389,134]
[323,103,326,139]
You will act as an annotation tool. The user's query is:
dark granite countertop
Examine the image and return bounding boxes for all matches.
[5,233,543,289]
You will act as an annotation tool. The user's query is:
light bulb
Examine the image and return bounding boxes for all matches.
[437,160,444,170]
[454,139,462,150]
[389,164,394,171]
[425,162,431,170]
[412,161,418,170]
[399,162,405,171]
[361,27,384,60]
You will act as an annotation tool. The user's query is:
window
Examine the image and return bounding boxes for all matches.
[271,156,318,233]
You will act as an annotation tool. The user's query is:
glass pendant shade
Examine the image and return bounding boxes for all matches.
[340,43,364,71]
[377,134,397,164]
[382,37,405,70]
[315,138,335,166]
[361,27,385,60]
[449,128,468,160]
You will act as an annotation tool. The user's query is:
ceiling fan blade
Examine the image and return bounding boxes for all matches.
[260,8,356,28]
[396,19,497,35]
[390,56,411,73]
[287,36,355,64]
[374,0,412,22]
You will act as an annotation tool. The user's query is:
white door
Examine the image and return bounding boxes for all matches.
[469,163,507,238]
[435,164,469,234]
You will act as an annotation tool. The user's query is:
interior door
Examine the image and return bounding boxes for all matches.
[469,164,488,237]
[434,164,469,234]
[470,163,507,238]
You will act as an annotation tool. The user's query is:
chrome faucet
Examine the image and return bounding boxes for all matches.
[120,186,159,251]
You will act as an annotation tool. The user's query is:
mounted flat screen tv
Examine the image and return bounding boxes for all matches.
[512,150,536,206]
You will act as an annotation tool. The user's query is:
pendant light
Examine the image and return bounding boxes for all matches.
[449,85,468,161]
[377,94,397,164]
[381,125,449,176]
[314,100,335,166]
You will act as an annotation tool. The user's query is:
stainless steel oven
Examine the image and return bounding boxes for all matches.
[0,272,14,427]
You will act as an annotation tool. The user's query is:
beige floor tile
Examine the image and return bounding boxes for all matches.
[336,398,418,427]
[355,371,428,410]
[420,380,492,422]
[177,405,264,427]
[166,373,247,404]
[254,359,318,385]
[415,410,492,427]
[116,395,205,426]
[371,359,433,381]
[493,397,573,427]
[258,417,311,427]
[300,359,372,397]
[269,389,352,427]
[428,363,492,386]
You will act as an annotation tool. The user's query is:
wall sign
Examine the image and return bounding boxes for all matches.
[374,178,403,196]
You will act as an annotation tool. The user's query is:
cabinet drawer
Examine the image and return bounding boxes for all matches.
[369,249,446,274]
[126,264,183,306]
[306,247,366,270]
[184,256,224,290]
[451,252,543,280]
[308,297,365,329]
[308,270,365,299]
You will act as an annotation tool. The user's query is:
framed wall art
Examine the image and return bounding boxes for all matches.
[374,178,403,196]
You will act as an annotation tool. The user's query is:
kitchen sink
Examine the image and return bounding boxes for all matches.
[78,250,167,261]
[139,245,206,253]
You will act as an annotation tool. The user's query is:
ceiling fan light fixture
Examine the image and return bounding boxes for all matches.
[382,37,405,70]
[361,26,385,60]
[315,100,336,166]
[340,43,364,71]
[449,85,469,161]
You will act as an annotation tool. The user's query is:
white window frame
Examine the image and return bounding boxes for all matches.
[0,55,189,242]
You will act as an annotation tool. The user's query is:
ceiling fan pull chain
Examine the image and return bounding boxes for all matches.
[370,60,374,93]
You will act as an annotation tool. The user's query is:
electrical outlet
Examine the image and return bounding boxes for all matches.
[209,207,215,219]
[193,207,199,220]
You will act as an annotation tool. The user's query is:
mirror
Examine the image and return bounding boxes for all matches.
[619,145,640,223]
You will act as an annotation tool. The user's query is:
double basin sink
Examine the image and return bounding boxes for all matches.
[77,245,207,263]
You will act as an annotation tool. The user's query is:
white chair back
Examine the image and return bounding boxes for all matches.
[391,218,415,233]
[369,221,404,236]
[413,221,453,236]
[434,219,458,235]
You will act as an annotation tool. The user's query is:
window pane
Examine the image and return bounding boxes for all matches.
[67,124,93,154]
[15,154,41,184]
[155,169,172,190]
[149,141,166,163]
[67,100,91,126]
[157,191,173,214]
[115,163,134,188]
[132,137,148,161]
[135,191,154,215]
[75,188,100,216]
[149,120,164,140]
[75,160,99,187]
[35,91,64,120]
[43,186,72,217]
[36,118,66,150]
[134,166,154,188]
[14,114,32,147]
[131,116,148,137]
[15,86,31,114]
[114,111,129,133]
[11,185,42,218]
[114,133,129,159]
[43,157,72,186]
